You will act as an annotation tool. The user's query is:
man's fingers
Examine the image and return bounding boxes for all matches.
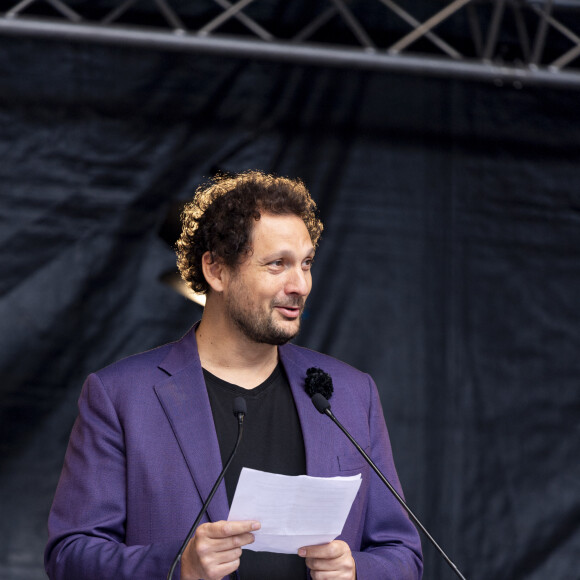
[304,556,336,572]
[201,520,260,540]
[298,540,356,579]
[194,557,242,580]
[195,535,252,559]
[195,523,258,556]
[197,545,242,567]
[298,540,346,559]
[216,532,256,552]
[181,522,261,580]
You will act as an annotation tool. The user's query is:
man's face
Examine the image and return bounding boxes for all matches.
[222,212,315,345]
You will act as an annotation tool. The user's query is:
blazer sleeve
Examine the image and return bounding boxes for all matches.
[350,375,423,579]
[44,373,182,580]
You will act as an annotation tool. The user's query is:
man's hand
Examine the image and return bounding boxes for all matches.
[180,520,260,580]
[298,540,356,580]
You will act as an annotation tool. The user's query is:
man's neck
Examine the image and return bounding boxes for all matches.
[195,310,279,390]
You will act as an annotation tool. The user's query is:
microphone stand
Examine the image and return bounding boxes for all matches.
[311,393,467,580]
[167,400,246,580]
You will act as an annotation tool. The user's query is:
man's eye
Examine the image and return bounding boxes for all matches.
[303,259,314,269]
[270,260,283,267]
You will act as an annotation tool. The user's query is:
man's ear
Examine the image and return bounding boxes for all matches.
[201,251,227,293]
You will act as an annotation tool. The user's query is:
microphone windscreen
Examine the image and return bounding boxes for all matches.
[232,397,247,416]
[305,367,334,399]
[311,393,331,414]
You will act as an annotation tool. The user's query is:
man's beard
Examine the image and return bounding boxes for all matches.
[226,296,304,346]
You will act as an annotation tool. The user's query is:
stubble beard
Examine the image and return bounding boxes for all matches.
[227,296,305,346]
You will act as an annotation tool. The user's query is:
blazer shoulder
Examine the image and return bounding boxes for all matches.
[93,325,199,388]
[95,343,171,380]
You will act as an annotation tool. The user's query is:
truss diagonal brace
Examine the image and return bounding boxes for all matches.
[388,0,472,54]
[7,0,82,22]
[198,0,259,35]
[211,0,273,41]
[530,3,580,69]
[377,0,462,59]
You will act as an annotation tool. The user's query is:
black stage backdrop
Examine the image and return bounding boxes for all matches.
[1,35,579,580]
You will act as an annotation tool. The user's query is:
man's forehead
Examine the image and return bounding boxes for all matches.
[248,213,314,255]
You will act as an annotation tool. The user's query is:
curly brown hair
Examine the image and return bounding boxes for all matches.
[176,170,323,294]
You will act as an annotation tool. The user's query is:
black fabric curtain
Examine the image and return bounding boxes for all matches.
[1,34,579,580]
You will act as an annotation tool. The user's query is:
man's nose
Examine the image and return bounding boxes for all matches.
[285,267,310,296]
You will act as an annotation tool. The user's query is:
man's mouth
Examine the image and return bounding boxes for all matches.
[273,302,303,319]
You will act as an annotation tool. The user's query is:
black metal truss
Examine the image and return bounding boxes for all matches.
[1,0,580,89]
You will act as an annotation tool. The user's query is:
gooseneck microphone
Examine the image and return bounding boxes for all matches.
[310,387,467,580]
[167,396,247,580]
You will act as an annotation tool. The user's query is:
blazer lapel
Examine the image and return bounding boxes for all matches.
[279,345,335,477]
[153,328,230,524]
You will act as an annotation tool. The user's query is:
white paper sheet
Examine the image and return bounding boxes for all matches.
[227,467,362,554]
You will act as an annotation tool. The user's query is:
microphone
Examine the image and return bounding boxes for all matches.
[167,396,247,580]
[310,388,468,580]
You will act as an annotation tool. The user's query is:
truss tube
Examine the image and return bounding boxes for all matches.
[1,17,580,89]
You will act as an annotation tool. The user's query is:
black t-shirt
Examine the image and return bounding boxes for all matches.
[204,363,308,579]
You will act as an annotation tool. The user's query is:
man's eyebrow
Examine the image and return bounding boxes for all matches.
[260,247,315,262]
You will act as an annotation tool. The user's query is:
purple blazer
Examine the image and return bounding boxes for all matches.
[45,326,423,579]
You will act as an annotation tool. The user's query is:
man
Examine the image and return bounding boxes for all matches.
[45,171,423,580]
